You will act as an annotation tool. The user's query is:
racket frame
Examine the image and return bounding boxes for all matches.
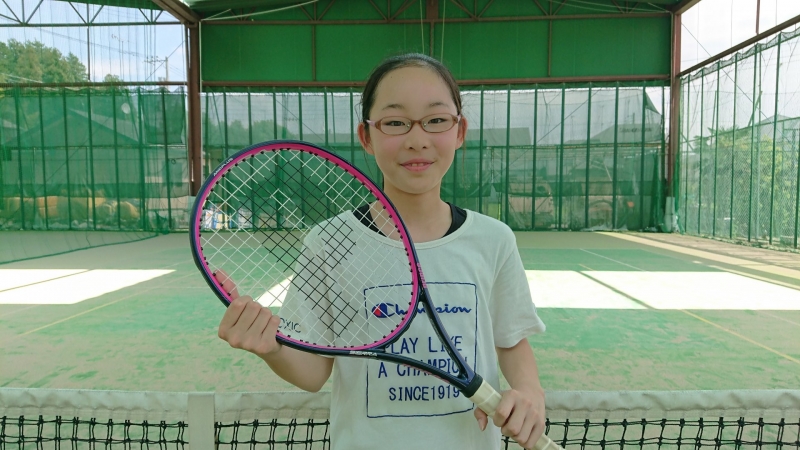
[191,140,482,397]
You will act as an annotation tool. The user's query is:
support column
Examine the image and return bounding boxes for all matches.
[665,12,682,231]
[188,25,202,195]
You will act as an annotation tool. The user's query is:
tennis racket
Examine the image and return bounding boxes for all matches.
[190,140,561,450]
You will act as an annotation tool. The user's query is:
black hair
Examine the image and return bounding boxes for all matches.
[360,53,462,126]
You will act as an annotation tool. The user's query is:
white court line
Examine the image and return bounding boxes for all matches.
[0,270,87,292]
[526,270,645,309]
[0,270,174,305]
[586,271,800,310]
[600,232,800,280]
[257,276,293,307]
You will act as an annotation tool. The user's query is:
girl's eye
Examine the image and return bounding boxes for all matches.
[427,118,447,124]
[383,120,408,127]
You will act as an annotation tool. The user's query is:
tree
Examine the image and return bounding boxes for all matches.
[0,39,88,83]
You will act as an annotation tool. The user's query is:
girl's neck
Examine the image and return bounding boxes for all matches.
[382,185,451,243]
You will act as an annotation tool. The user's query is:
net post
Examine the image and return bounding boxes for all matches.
[187,392,215,450]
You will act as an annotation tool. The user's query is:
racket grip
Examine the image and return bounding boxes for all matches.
[468,380,565,450]
[468,378,502,417]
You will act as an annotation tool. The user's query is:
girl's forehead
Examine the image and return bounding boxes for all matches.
[373,66,454,109]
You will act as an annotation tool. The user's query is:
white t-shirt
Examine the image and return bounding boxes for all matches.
[280,209,545,450]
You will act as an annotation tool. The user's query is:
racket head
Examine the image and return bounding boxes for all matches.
[190,140,423,353]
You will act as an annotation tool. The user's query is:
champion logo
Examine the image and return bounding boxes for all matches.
[372,303,391,317]
[371,303,471,318]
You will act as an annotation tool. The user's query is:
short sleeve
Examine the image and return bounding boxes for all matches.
[490,244,546,348]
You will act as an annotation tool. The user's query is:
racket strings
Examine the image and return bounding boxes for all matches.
[200,148,415,348]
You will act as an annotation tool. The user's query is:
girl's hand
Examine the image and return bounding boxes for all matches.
[474,388,546,450]
[215,270,283,357]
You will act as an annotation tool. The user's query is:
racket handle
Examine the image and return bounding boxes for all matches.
[468,380,565,450]
[468,378,502,417]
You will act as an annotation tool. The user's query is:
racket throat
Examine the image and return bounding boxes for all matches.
[462,373,486,398]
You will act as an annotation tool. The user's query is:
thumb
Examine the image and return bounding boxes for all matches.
[474,406,488,431]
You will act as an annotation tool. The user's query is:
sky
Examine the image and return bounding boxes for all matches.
[681,0,800,70]
[1,0,799,82]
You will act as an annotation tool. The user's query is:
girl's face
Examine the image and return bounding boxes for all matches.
[358,66,467,198]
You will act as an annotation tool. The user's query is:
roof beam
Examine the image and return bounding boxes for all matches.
[671,0,703,15]
[151,0,200,26]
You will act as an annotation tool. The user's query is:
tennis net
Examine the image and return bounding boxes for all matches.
[1,388,798,449]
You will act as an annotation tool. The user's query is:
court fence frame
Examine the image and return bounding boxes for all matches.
[677,27,800,249]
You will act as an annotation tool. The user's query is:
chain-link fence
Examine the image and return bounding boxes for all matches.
[678,28,800,248]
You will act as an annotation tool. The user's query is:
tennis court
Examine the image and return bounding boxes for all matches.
[2,230,798,393]
[3,1,800,448]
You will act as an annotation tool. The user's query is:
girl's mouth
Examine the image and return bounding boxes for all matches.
[401,160,433,172]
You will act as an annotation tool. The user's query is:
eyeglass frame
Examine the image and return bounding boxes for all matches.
[364,113,462,136]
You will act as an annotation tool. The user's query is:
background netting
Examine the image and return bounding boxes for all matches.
[203,84,667,234]
[1,389,798,450]
[678,27,800,249]
[0,87,184,262]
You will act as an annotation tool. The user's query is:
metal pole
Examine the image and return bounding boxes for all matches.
[794,128,800,248]
[698,72,704,235]
[13,88,25,228]
[188,25,202,195]
[324,87,331,217]
[559,85,566,229]
[683,78,689,232]
[749,45,759,242]
[248,87,255,224]
[161,88,172,229]
[349,89,354,165]
[505,86,511,226]
[87,88,97,229]
[204,92,210,177]
[137,87,147,230]
[585,85,591,229]
[112,86,121,229]
[299,89,306,220]
[659,85,666,228]
[640,84,647,230]
[63,88,73,229]
[532,86,539,229]
[479,88,484,214]
[612,83,620,229]
[273,89,281,227]
[38,89,48,229]
[712,62,721,237]
[768,34,781,245]
[730,53,738,239]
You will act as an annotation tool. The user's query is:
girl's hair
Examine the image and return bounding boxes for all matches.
[360,53,462,125]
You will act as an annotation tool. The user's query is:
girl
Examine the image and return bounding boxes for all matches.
[216,53,548,450]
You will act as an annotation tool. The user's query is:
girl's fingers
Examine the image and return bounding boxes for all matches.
[218,296,248,339]
[213,269,240,299]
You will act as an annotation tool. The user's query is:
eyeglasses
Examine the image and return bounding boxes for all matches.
[365,114,461,136]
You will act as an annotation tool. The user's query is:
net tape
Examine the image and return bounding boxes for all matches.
[1,389,798,450]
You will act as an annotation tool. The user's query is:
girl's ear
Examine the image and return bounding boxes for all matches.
[357,122,375,155]
[456,116,468,149]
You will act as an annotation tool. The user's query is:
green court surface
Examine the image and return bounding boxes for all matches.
[1,231,799,392]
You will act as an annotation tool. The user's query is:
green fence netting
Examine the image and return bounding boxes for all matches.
[203,84,667,232]
[678,27,800,249]
[0,86,186,262]
[1,81,667,263]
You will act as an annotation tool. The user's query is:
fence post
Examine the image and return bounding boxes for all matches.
[713,62,721,237]
[730,53,739,239]
[585,85,592,229]
[769,34,782,245]
[14,87,25,229]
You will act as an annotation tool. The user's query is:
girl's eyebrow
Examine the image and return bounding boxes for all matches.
[381,101,450,111]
